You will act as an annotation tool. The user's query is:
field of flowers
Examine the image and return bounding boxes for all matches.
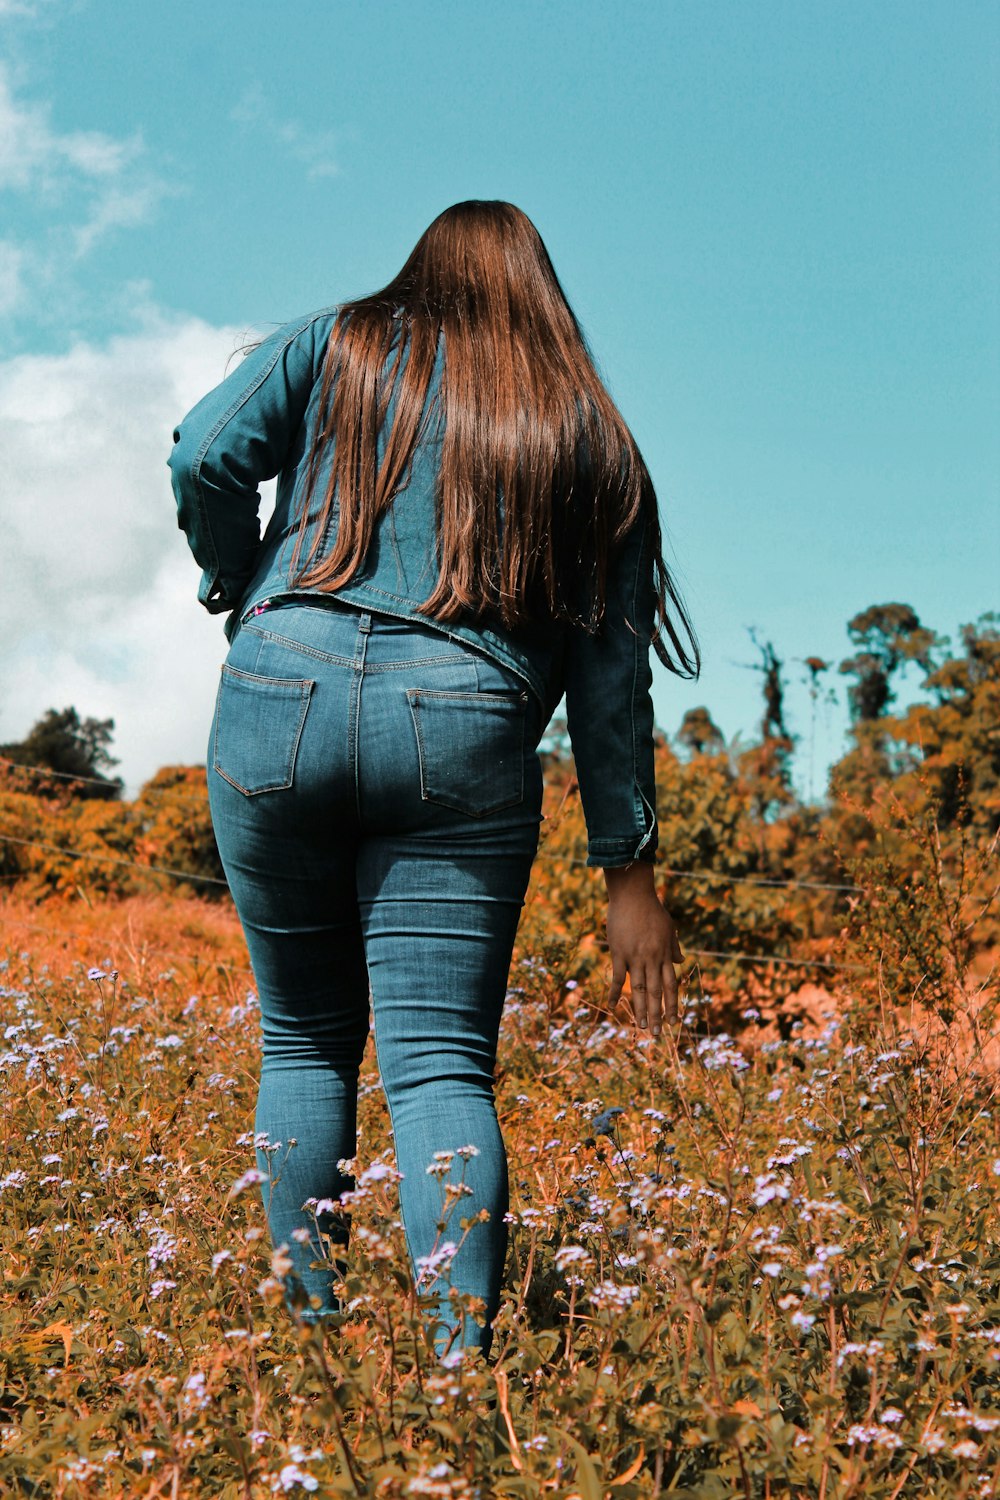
[1,807,998,1500]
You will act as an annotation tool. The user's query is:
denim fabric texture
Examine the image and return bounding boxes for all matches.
[208,600,545,1357]
[169,306,660,866]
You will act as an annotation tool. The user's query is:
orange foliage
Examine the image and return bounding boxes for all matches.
[0,890,251,1000]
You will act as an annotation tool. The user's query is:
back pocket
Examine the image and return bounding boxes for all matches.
[213,664,315,796]
[406,687,528,817]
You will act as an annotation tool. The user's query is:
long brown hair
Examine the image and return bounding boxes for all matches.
[288,200,700,676]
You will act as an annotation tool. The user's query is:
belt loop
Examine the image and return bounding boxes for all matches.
[354,608,373,665]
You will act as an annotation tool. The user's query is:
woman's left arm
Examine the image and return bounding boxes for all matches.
[561,474,663,870]
[167,307,336,617]
[562,474,685,1036]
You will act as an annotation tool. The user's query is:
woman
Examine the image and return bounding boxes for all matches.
[168,200,700,1362]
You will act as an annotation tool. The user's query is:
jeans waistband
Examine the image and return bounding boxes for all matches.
[246,594,432,638]
[239,593,541,718]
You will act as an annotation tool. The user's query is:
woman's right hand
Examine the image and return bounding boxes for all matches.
[603,861,683,1037]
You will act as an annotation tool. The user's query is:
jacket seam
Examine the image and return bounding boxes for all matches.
[630,524,640,821]
[188,308,338,597]
[588,835,648,852]
[624,509,656,862]
[629,516,646,833]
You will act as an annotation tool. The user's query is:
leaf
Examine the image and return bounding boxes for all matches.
[554,1427,603,1500]
[610,1444,646,1485]
[23,1320,74,1365]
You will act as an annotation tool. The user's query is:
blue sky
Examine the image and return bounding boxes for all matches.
[2,0,997,800]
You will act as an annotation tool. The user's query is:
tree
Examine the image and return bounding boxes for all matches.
[839,604,938,724]
[0,707,123,801]
[798,656,836,804]
[133,766,226,892]
[888,613,1000,837]
[677,707,725,756]
[740,629,795,793]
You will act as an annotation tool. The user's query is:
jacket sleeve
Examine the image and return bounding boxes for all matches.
[167,309,333,615]
[563,492,660,869]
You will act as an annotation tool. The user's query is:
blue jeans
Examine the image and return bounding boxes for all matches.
[207,600,545,1358]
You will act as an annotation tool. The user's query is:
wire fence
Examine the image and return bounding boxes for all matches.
[0,908,869,978]
[0,756,210,806]
[0,833,229,888]
[0,755,867,896]
[0,830,869,974]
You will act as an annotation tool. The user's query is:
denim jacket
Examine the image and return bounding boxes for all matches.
[168,305,659,867]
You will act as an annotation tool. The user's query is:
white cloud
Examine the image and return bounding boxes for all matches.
[0,311,275,794]
[0,0,53,16]
[0,65,50,189]
[275,119,340,180]
[231,82,341,180]
[0,63,141,193]
[0,239,25,313]
[0,62,169,326]
[71,179,164,257]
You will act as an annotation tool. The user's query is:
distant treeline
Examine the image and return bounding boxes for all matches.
[2,604,997,1003]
